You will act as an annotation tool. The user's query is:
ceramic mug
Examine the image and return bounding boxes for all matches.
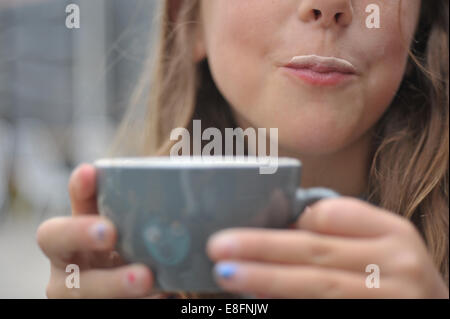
[95,157,340,292]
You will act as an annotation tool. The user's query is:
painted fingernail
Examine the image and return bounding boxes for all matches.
[124,270,139,291]
[214,262,238,279]
[124,268,148,293]
[74,167,86,198]
[127,272,136,283]
[89,222,107,244]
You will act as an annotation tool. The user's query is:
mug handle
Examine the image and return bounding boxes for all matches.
[292,188,340,222]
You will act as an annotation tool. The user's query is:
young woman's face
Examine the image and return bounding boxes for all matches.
[198,0,421,156]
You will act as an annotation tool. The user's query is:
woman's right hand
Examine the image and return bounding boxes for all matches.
[36,164,154,298]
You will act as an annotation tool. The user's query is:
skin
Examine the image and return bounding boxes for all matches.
[37,0,449,298]
[197,0,420,197]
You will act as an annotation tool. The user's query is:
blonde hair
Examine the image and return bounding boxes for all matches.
[108,0,449,296]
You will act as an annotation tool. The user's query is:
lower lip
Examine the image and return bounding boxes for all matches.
[282,67,356,86]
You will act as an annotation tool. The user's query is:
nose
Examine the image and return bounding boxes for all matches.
[298,0,353,28]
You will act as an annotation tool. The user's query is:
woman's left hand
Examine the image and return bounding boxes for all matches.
[206,198,449,298]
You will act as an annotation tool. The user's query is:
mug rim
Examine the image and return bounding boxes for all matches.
[94,156,300,168]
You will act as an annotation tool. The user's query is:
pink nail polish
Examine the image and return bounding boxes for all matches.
[127,272,136,284]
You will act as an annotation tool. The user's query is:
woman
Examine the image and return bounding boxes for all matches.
[37,0,448,298]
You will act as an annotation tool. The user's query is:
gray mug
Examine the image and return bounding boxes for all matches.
[94,157,339,293]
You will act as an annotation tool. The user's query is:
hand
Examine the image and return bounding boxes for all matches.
[206,198,449,298]
[36,164,154,298]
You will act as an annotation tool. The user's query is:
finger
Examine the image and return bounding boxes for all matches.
[212,261,397,299]
[207,229,384,273]
[37,216,116,267]
[69,164,98,216]
[144,293,182,299]
[48,264,153,299]
[297,197,408,237]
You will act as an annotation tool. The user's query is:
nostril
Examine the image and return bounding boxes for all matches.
[335,12,343,23]
[313,9,322,20]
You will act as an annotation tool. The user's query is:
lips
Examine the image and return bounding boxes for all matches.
[282,55,358,86]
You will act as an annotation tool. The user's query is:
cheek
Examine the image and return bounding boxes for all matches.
[202,0,282,111]
[359,1,420,120]
[363,50,408,125]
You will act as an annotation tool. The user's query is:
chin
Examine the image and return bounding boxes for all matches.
[279,131,353,157]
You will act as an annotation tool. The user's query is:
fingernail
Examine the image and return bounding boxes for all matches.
[209,234,238,257]
[124,271,138,291]
[74,168,86,198]
[214,262,238,280]
[89,222,108,244]
[124,268,147,292]
[128,271,135,282]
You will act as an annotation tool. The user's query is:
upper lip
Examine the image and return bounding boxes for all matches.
[285,55,358,75]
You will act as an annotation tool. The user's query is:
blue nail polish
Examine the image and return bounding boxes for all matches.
[96,223,106,241]
[90,223,106,241]
[215,263,237,279]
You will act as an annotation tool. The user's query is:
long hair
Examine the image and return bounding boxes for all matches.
[108,0,449,295]
[367,1,449,284]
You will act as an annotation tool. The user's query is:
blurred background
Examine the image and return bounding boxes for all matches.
[0,0,157,297]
